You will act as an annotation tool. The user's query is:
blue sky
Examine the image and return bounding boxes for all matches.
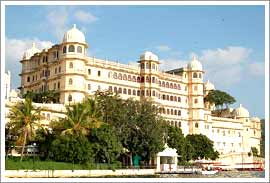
[5,5,265,118]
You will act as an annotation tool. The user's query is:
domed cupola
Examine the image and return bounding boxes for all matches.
[140,51,159,62]
[187,56,203,71]
[204,80,215,91]
[233,104,250,118]
[62,24,86,44]
[22,42,40,60]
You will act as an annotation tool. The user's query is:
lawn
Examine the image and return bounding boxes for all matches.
[5,157,121,170]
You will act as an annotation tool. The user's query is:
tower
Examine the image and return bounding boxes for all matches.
[187,56,205,134]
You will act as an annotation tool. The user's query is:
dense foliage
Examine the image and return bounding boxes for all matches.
[23,90,60,103]
[260,119,265,157]
[204,90,236,109]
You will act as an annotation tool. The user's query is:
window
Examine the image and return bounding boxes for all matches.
[174,84,177,89]
[68,94,72,102]
[46,114,50,120]
[88,69,91,75]
[166,82,169,88]
[171,109,173,115]
[109,86,112,92]
[141,90,144,96]
[178,97,181,102]
[167,109,170,114]
[55,68,57,74]
[194,98,198,104]
[59,66,61,73]
[166,95,169,100]
[58,82,60,89]
[27,76,30,82]
[98,71,101,77]
[159,81,161,86]
[133,90,136,95]
[146,76,150,82]
[114,87,117,93]
[193,73,198,78]
[152,63,155,70]
[178,110,181,116]
[69,78,73,85]
[152,90,155,96]
[118,73,122,80]
[54,83,56,89]
[128,89,131,95]
[128,75,131,81]
[113,72,117,79]
[32,76,34,81]
[146,63,149,69]
[132,76,136,82]
[170,96,173,101]
[152,77,155,83]
[174,110,177,115]
[123,74,127,80]
[88,84,91,90]
[118,88,122,94]
[63,46,67,53]
[123,88,127,94]
[137,77,140,83]
[194,86,198,91]
[77,46,82,53]
[174,96,177,101]
[199,73,202,78]
[195,123,199,128]
[68,45,75,52]
[141,63,145,69]
[69,62,73,69]
[170,83,173,88]
[178,84,181,90]
[179,122,181,127]
[98,85,101,90]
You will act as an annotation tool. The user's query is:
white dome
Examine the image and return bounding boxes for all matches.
[187,56,203,70]
[23,43,40,60]
[140,51,158,61]
[62,24,86,44]
[233,104,250,118]
[204,80,215,91]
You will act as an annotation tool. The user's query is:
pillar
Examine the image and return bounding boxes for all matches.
[156,156,160,172]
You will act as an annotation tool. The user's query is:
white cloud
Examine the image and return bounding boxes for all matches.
[159,58,188,71]
[5,37,53,88]
[156,45,171,52]
[74,10,98,24]
[45,7,69,41]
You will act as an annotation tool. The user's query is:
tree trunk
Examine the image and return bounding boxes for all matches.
[20,132,27,162]
[129,152,133,167]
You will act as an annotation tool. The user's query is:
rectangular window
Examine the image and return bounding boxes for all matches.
[88,84,91,90]
[58,82,60,89]
[54,83,56,89]
[194,98,198,104]
[98,70,101,76]
[88,69,91,75]
[194,86,198,91]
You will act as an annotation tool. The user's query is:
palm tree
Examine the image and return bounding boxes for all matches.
[51,98,102,137]
[7,97,42,161]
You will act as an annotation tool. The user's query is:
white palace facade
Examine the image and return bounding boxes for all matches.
[13,24,262,164]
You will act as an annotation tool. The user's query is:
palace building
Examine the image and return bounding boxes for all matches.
[17,24,262,164]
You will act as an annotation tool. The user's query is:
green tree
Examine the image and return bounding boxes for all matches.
[251,147,259,157]
[186,134,219,160]
[204,90,236,110]
[89,124,122,164]
[166,125,194,163]
[260,119,265,157]
[7,97,42,161]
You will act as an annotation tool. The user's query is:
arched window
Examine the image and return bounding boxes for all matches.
[166,95,169,100]
[68,45,75,52]
[27,76,30,82]
[170,83,173,88]
[146,90,149,96]
[63,46,67,53]
[69,62,73,68]
[141,90,145,96]
[159,81,161,86]
[166,82,169,88]
[152,63,155,70]
[174,84,177,89]
[128,75,131,81]
[137,90,140,96]
[195,123,199,128]
[152,90,155,96]
[114,87,117,93]
[113,72,117,79]
[152,77,155,83]
[146,63,149,69]
[77,46,82,53]
[118,88,122,93]
[178,110,181,116]
[162,95,166,100]
[109,86,112,92]
[133,90,136,95]
[179,122,181,127]
[162,81,165,87]
[171,109,173,115]
[68,94,72,102]
[141,76,145,83]
[178,97,181,102]
[118,73,122,80]
[128,89,131,95]
[123,88,127,94]
[174,96,177,101]
[199,73,202,78]
[123,74,127,80]
[132,76,136,82]
[69,78,73,85]
[193,72,198,78]
[146,76,150,82]
[170,96,173,101]
[137,77,140,83]
[141,63,145,69]
[174,110,177,115]
[167,109,170,115]
[178,84,181,90]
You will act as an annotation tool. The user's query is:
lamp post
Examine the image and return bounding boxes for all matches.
[33,142,36,171]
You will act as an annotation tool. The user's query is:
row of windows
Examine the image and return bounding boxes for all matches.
[193,72,202,79]
[63,45,83,54]
[159,108,182,116]
[108,86,185,103]
[167,120,181,128]
[140,62,158,70]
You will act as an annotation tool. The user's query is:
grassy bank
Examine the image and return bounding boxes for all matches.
[5,157,121,170]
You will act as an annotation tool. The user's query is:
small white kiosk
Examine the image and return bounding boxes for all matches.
[156,143,178,172]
